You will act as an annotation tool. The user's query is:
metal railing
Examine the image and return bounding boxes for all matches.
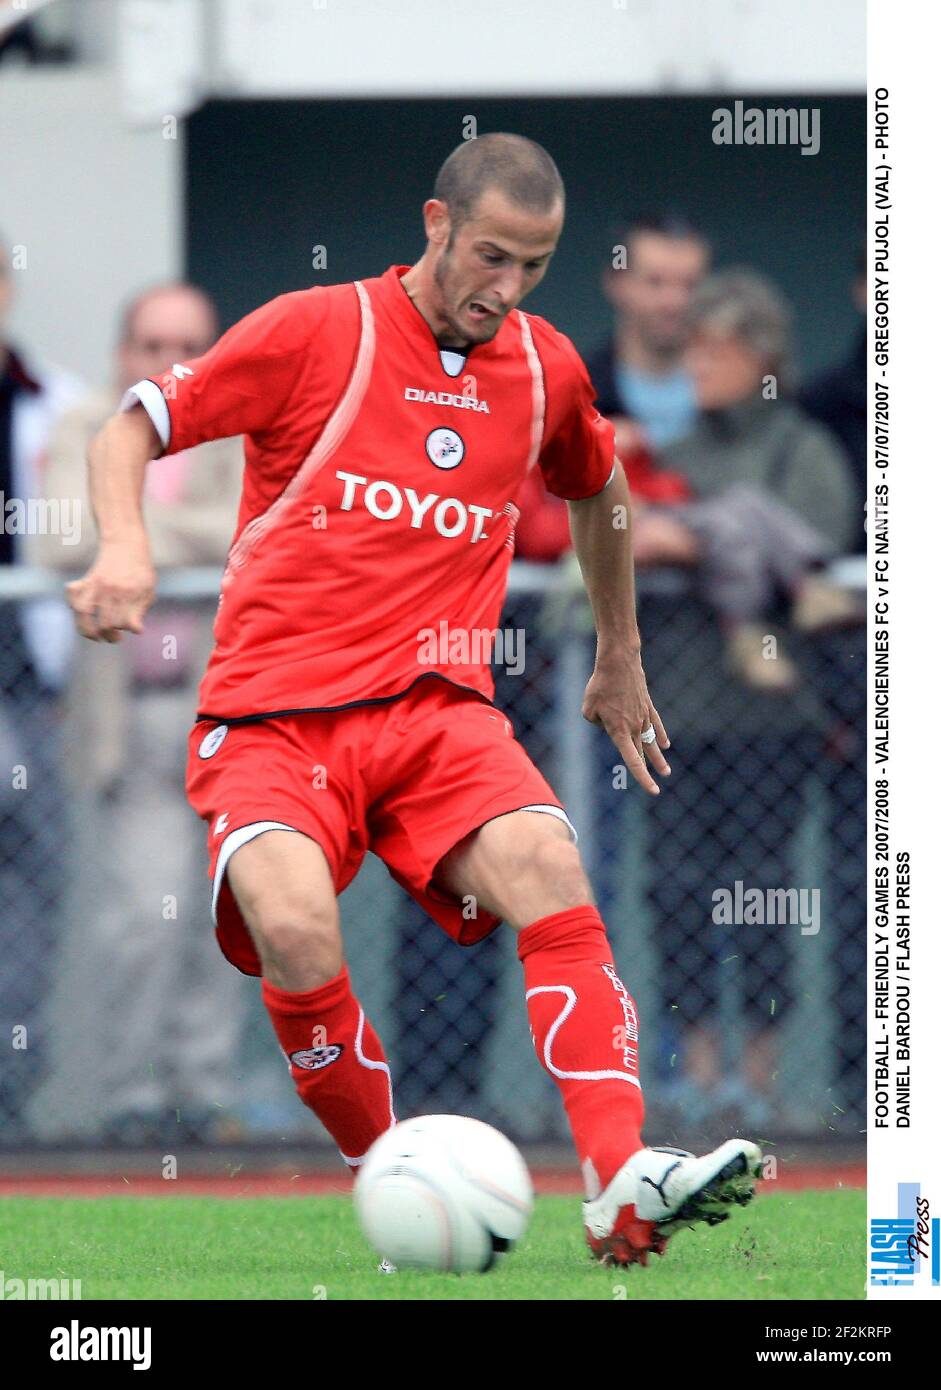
[0,557,866,1151]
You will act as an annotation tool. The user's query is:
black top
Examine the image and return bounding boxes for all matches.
[0,346,43,694]
[0,345,42,565]
[799,328,866,553]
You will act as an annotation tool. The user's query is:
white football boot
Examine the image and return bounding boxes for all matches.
[583,1139,763,1266]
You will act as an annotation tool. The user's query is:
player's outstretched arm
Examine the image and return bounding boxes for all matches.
[66,405,160,643]
[567,461,671,796]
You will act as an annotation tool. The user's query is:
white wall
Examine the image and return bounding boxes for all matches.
[0,66,181,387]
[0,0,864,383]
[110,0,866,125]
[211,0,866,98]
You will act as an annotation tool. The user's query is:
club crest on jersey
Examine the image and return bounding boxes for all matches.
[425,427,465,470]
[289,1044,344,1070]
[405,387,489,413]
[198,724,229,759]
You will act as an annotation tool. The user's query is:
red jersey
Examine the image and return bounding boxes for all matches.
[125,265,615,719]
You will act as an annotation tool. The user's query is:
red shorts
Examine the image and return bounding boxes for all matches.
[185,677,574,975]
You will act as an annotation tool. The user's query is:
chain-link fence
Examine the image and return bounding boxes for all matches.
[0,560,865,1154]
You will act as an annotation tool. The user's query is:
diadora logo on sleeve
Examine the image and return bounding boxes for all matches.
[404,386,489,413]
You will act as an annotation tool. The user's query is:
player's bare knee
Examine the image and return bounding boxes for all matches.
[254,892,337,950]
[529,835,593,908]
[235,876,342,982]
[539,839,592,906]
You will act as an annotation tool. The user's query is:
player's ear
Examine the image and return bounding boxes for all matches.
[423,198,451,248]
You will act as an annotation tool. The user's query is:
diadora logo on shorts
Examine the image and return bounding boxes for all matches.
[335,470,492,544]
[404,386,490,414]
[290,1044,344,1071]
[425,427,465,470]
[198,725,228,759]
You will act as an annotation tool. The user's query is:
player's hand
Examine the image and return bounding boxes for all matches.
[631,513,699,568]
[609,414,650,460]
[66,542,156,643]
[581,648,671,795]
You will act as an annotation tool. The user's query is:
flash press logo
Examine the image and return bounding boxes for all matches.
[870,1184,937,1287]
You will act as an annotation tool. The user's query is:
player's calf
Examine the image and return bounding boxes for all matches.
[228,828,395,1166]
[517,905,645,1196]
[441,814,645,1207]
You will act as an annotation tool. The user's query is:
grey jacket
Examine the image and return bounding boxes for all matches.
[664,393,857,550]
[639,393,858,741]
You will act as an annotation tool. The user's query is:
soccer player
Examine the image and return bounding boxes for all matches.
[67,134,761,1266]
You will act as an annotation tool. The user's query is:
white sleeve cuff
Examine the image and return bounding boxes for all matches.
[119,379,171,450]
[601,460,618,489]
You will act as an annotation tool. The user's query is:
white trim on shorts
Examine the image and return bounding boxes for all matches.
[210,807,576,925]
[516,803,578,844]
[211,820,299,924]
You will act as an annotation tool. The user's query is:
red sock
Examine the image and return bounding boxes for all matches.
[518,905,644,1195]
[261,966,394,1167]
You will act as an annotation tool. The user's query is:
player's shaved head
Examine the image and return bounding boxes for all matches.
[434,133,565,235]
[405,135,564,348]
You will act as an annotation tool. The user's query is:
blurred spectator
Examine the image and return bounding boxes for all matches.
[0,236,82,1141]
[0,238,83,692]
[634,270,857,1126]
[640,270,862,689]
[586,212,710,457]
[523,269,860,692]
[30,283,246,1145]
[516,211,705,606]
[800,245,866,555]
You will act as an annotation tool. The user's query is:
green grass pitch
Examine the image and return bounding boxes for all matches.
[0,1190,864,1300]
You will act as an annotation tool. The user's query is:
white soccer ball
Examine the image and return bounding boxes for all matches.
[353,1114,533,1273]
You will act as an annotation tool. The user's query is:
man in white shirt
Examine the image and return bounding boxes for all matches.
[0,238,83,1142]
